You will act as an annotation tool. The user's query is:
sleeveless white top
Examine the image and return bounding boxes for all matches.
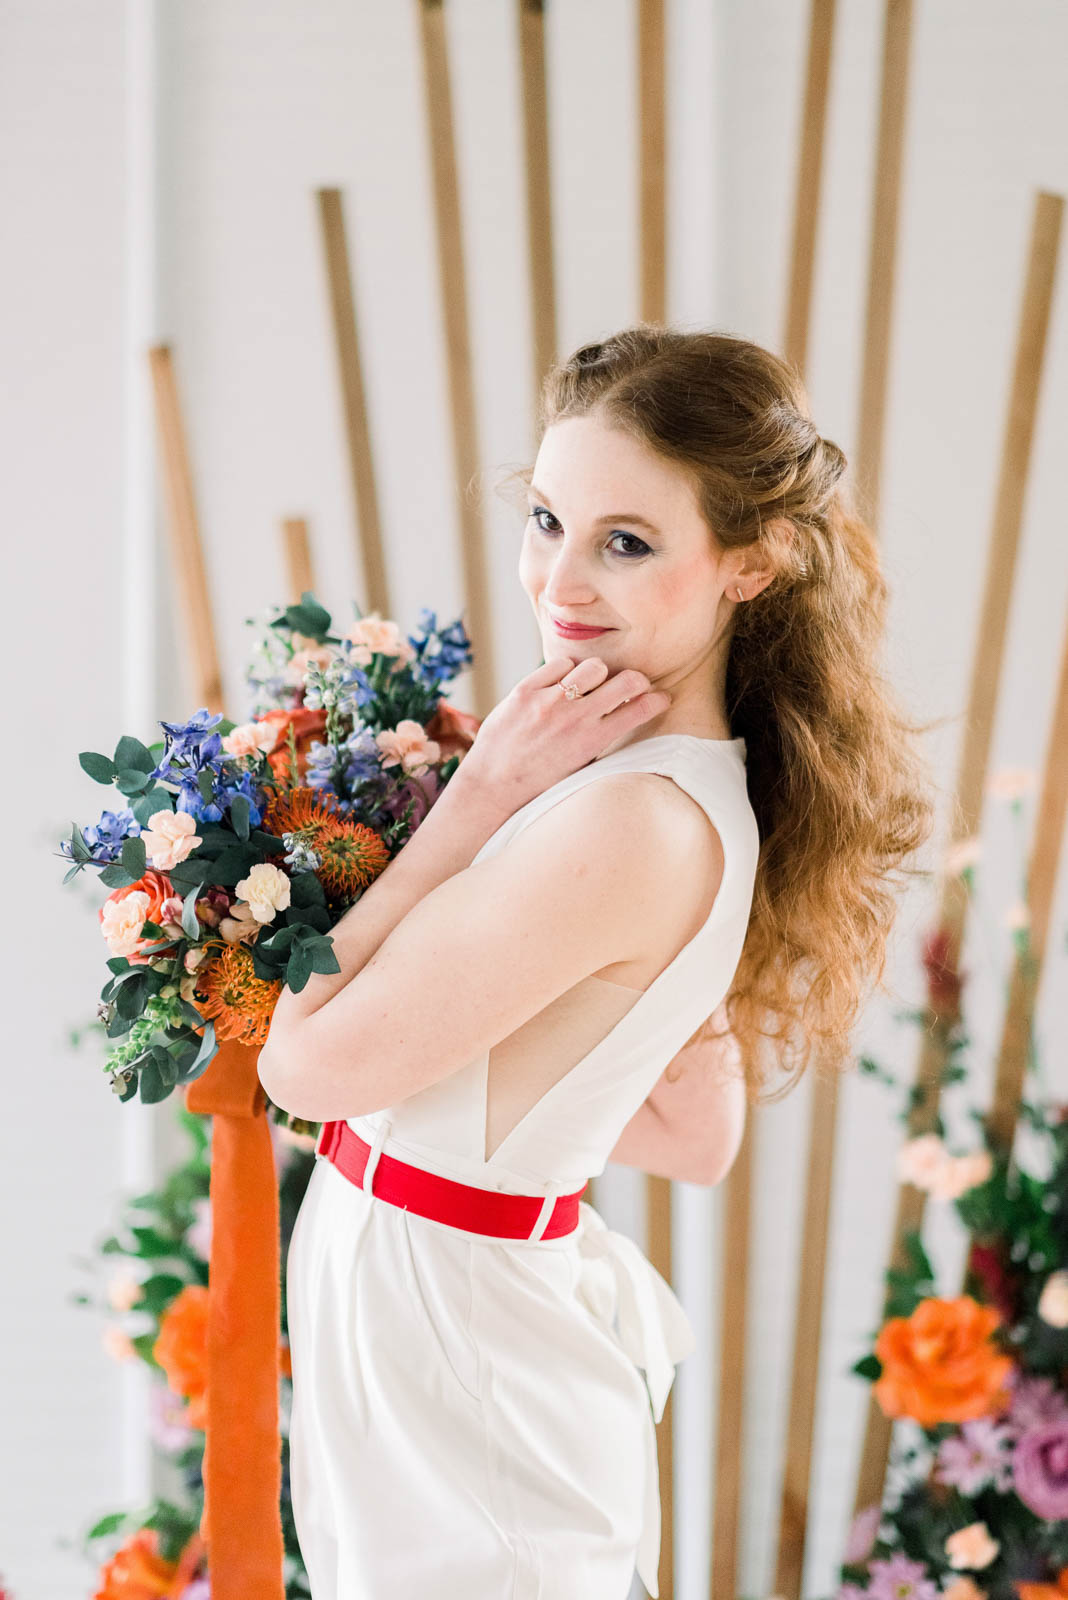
[286,733,760,1598]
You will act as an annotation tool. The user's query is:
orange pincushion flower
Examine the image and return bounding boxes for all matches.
[263,785,390,901]
[874,1294,1013,1427]
[153,1284,209,1429]
[92,1526,205,1599]
[191,937,283,1046]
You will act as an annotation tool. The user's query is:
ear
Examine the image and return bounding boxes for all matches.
[728,517,796,598]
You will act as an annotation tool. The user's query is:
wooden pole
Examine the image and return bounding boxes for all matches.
[518,0,557,405]
[768,2,843,1588]
[147,344,225,713]
[315,188,391,621]
[854,0,914,519]
[852,187,1065,1516]
[633,0,678,1592]
[781,0,837,375]
[281,516,316,605]
[710,1126,752,1600]
[417,0,498,717]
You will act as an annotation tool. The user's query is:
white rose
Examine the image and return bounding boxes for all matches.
[897,1133,949,1192]
[930,1149,994,1202]
[233,863,292,924]
[100,891,153,957]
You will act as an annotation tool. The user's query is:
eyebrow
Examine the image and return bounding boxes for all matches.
[526,484,662,535]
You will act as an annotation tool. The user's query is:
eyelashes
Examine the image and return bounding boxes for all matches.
[526,507,652,560]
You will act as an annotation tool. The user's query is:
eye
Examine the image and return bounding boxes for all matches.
[526,507,651,559]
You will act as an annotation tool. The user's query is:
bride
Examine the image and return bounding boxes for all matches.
[259,324,934,1599]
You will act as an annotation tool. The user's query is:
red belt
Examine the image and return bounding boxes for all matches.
[314,1119,588,1241]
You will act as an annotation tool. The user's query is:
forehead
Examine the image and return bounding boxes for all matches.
[531,415,702,525]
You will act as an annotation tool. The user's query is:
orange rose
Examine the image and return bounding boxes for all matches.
[258,706,329,783]
[153,1284,209,1429]
[424,699,482,763]
[92,1526,204,1599]
[1017,1570,1068,1600]
[874,1295,1013,1427]
[99,868,178,965]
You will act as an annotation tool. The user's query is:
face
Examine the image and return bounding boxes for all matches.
[520,412,736,690]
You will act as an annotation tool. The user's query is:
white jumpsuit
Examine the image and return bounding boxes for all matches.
[285,733,760,1599]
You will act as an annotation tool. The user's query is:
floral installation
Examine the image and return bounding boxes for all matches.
[839,771,1068,1599]
[73,1104,319,1597]
[59,593,476,1109]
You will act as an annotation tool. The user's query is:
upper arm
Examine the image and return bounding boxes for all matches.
[262,772,713,1123]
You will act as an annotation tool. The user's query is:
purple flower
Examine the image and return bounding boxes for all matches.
[844,1504,881,1562]
[1012,1419,1068,1519]
[148,1377,195,1452]
[179,1579,210,1600]
[837,1586,869,1600]
[152,708,225,784]
[60,806,143,864]
[935,1418,1015,1494]
[867,1555,938,1600]
[1007,1373,1068,1433]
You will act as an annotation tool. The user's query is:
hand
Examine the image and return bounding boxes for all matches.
[453,654,672,815]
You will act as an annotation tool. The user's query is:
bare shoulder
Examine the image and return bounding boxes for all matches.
[508,768,726,970]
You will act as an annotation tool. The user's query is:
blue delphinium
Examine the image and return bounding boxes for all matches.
[151,708,226,786]
[304,726,387,813]
[406,609,472,691]
[59,806,142,864]
[176,765,268,827]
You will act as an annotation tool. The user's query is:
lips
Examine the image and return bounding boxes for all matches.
[550,617,612,639]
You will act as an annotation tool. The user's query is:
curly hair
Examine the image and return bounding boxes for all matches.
[500,323,938,1098]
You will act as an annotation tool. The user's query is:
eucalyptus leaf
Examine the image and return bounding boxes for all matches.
[99,861,137,888]
[115,767,153,797]
[197,769,215,804]
[230,792,251,841]
[138,1057,169,1104]
[114,734,155,772]
[287,951,313,993]
[181,886,202,940]
[79,751,117,784]
[121,835,147,878]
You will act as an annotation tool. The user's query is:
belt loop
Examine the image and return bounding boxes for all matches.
[528,1181,561,1241]
[363,1119,392,1197]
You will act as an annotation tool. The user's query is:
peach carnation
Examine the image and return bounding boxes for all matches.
[139,809,201,871]
[99,869,178,962]
[945,1522,1000,1571]
[221,719,281,758]
[375,718,441,777]
[344,611,416,665]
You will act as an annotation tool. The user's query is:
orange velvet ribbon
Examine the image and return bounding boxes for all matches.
[184,1037,285,1599]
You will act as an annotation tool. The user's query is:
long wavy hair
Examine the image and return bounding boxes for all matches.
[498,323,938,1098]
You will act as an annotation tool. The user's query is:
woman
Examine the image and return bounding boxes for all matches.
[259,325,934,1598]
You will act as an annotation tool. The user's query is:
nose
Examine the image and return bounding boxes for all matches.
[542,543,601,608]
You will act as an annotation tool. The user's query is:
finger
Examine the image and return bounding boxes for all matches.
[598,689,672,732]
[525,655,580,686]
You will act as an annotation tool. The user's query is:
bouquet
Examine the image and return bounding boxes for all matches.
[59,592,478,1109]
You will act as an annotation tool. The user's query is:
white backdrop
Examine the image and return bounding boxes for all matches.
[5,2,1068,1595]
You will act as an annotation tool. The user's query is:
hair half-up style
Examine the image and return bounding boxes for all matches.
[502,323,938,1098]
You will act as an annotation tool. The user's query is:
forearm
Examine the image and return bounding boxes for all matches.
[265,767,511,1046]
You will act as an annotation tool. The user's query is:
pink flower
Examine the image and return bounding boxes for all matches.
[101,1324,137,1363]
[867,1554,938,1600]
[1007,1373,1068,1432]
[843,1503,881,1562]
[106,1267,144,1313]
[897,1133,949,1191]
[149,1377,196,1452]
[140,809,202,871]
[375,719,441,777]
[942,1580,987,1600]
[1013,1421,1068,1520]
[935,1418,1015,1494]
[186,1196,212,1261]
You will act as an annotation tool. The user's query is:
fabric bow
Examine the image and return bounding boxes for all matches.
[573,1200,696,1597]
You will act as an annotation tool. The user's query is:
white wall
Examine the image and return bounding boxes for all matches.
[5,2,1068,1595]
